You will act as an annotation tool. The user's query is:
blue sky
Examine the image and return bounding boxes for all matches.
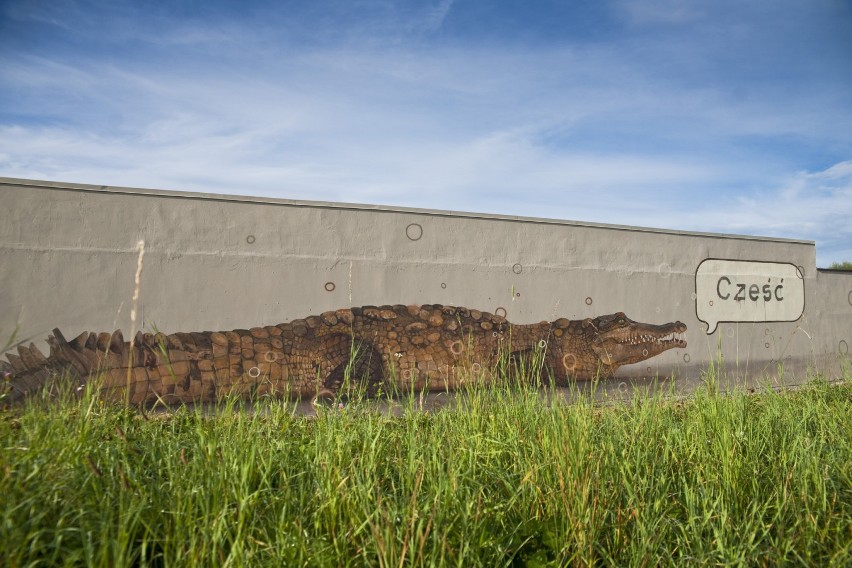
[1,0,851,266]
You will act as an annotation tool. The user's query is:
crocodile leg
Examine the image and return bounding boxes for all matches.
[312,335,384,406]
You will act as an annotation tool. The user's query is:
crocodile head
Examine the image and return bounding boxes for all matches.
[584,312,687,372]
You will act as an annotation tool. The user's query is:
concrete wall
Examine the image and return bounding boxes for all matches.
[2,177,850,392]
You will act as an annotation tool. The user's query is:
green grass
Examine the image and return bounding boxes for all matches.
[1,370,851,567]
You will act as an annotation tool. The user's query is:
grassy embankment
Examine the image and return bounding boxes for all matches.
[1,361,851,566]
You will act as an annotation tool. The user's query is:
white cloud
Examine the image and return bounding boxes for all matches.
[0,50,821,203]
[616,0,703,25]
[664,161,852,265]
[417,0,456,33]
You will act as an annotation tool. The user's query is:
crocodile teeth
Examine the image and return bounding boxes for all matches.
[622,331,686,347]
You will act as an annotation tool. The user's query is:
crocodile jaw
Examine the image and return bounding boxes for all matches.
[593,321,687,367]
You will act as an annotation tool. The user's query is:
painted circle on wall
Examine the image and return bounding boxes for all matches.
[726,327,735,338]
[246,235,256,244]
[512,263,523,274]
[562,353,577,373]
[324,282,336,292]
[618,382,628,394]
[450,340,465,355]
[538,340,547,349]
[264,351,277,362]
[472,362,482,374]
[765,342,770,349]
[441,283,447,289]
[403,369,412,380]
[516,292,521,298]
[765,328,771,335]
[658,263,672,278]
[495,307,507,318]
[840,340,849,356]
[683,353,691,363]
[406,223,423,241]
[585,297,593,306]
[248,366,261,378]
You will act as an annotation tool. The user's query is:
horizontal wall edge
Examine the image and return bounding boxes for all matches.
[1,176,815,246]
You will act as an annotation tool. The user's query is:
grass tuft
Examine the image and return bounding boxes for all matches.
[1,366,851,566]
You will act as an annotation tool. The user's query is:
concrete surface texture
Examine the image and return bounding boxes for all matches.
[1,177,849,396]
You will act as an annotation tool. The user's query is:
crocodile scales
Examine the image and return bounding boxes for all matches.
[1,304,687,406]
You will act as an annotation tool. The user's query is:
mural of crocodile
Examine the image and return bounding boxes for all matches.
[1,304,687,407]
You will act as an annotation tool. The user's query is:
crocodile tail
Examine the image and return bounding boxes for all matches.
[0,328,130,407]
[0,355,46,407]
[1,334,79,406]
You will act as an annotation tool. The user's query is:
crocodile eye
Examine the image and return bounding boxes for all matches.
[618,318,626,325]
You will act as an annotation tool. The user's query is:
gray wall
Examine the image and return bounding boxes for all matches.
[2,177,850,391]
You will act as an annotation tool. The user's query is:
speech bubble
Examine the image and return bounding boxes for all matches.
[695,259,805,334]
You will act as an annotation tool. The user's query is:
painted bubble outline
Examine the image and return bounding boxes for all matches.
[694,258,806,335]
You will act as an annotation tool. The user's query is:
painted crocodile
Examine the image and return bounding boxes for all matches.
[1,305,687,407]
